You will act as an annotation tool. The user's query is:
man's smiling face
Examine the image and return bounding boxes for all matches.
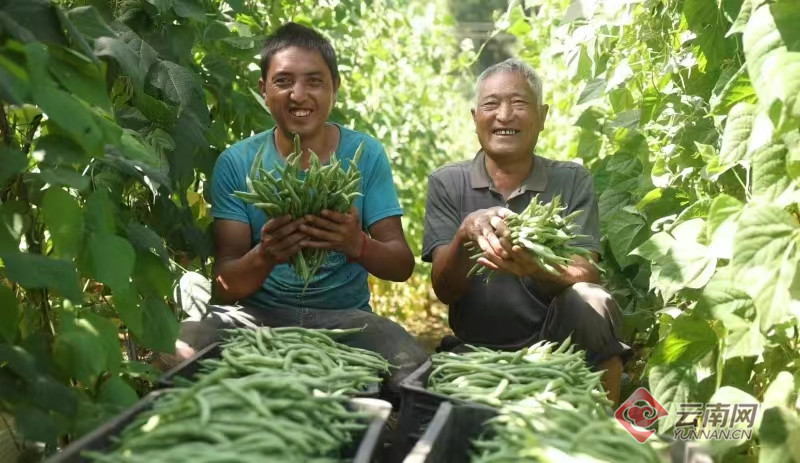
[260,46,337,140]
[471,70,548,159]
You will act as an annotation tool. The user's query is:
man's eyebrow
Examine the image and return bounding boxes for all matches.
[479,92,530,101]
[271,71,325,78]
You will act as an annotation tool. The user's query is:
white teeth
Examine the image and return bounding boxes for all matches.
[291,109,311,117]
[495,129,517,135]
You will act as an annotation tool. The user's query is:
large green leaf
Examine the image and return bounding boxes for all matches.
[763,371,795,410]
[41,188,84,259]
[136,296,179,353]
[14,406,61,444]
[40,167,91,192]
[126,223,169,264]
[0,146,26,186]
[88,233,135,289]
[0,285,19,343]
[172,0,205,21]
[719,103,755,164]
[604,208,647,268]
[0,200,29,254]
[699,387,760,456]
[53,313,121,384]
[85,189,116,235]
[710,65,757,115]
[651,313,717,365]
[743,1,800,108]
[683,0,734,66]
[112,286,143,336]
[0,44,32,104]
[3,252,82,302]
[32,84,104,153]
[787,130,800,179]
[48,46,111,110]
[732,203,800,332]
[758,406,800,463]
[65,6,115,40]
[148,60,201,112]
[94,37,143,89]
[752,141,796,205]
[707,194,744,259]
[0,0,65,45]
[649,364,697,433]
[726,0,753,36]
[97,375,138,408]
[34,133,88,166]
[132,251,173,298]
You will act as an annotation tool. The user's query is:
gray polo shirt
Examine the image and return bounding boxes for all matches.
[422,151,601,348]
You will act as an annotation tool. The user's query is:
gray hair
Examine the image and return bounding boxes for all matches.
[475,58,544,110]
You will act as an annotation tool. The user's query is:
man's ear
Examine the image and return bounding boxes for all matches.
[258,77,266,99]
[471,107,477,124]
[540,104,550,131]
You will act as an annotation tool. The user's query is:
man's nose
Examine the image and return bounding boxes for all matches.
[290,83,307,102]
[497,102,513,121]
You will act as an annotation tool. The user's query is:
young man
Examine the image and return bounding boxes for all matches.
[422,59,630,403]
[177,22,426,393]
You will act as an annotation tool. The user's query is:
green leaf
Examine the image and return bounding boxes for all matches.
[760,52,800,128]
[707,194,744,259]
[112,286,143,336]
[0,200,29,254]
[33,133,88,166]
[631,231,674,263]
[41,188,84,259]
[136,296,178,354]
[88,234,136,289]
[40,167,91,191]
[651,313,717,365]
[0,147,26,187]
[126,223,169,263]
[649,364,697,433]
[758,406,800,463]
[94,37,143,90]
[0,285,19,343]
[53,313,121,384]
[576,128,602,160]
[726,0,753,36]
[577,77,605,105]
[710,65,757,115]
[0,0,66,45]
[48,46,111,111]
[120,129,161,166]
[172,0,205,20]
[3,252,82,303]
[683,0,734,65]
[148,60,201,111]
[786,130,800,179]
[763,372,795,410]
[32,84,103,154]
[743,2,800,107]
[752,141,796,205]
[732,203,800,332]
[65,6,115,40]
[719,103,755,164]
[15,406,61,444]
[85,189,116,235]
[133,251,173,298]
[97,376,138,408]
[604,209,647,268]
[0,46,30,104]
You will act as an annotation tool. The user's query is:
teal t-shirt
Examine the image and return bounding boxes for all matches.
[210,124,402,311]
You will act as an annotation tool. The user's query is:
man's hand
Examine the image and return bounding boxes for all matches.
[476,244,559,279]
[300,207,364,259]
[259,215,307,264]
[459,206,515,259]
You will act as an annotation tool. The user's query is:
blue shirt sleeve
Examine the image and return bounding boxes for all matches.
[360,140,402,228]
[211,147,249,223]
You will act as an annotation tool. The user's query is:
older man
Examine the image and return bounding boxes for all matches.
[175,22,427,395]
[422,59,629,403]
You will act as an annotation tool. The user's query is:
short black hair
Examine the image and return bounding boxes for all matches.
[260,22,340,89]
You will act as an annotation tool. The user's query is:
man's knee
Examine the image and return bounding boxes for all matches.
[549,282,622,353]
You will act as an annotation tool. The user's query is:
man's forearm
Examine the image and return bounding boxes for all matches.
[431,233,475,305]
[213,245,275,303]
[358,237,414,282]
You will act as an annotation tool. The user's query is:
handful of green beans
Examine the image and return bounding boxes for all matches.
[88,374,372,463]
[471,400,663,463]
[427,338,610,409]
[233,133,365,286]
[466,195,598,278]
[182,326,391,395]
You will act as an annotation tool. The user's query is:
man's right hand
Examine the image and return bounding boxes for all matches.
[458,206,514,259]
[259,215,307,265]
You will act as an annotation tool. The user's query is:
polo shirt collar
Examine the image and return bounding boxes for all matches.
[469,150,548,192]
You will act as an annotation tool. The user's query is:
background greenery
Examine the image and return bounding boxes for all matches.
[0,0,798,461]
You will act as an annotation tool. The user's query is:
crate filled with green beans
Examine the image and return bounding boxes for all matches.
[48,374,393,463]
[156,326,388,397]
[393,338,609,461]
[403,400,672,463]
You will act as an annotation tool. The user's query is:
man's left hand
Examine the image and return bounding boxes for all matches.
[477,244,561,280]
[300,207,364,259]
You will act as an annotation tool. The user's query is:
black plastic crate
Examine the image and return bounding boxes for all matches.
[47,392,392,463]
[404,402,712,463]
[155,341,381,396]
[391,360,485,462]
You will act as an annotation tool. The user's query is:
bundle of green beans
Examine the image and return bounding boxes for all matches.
[427,338,610,409]
[87,374,372,463]
[233,133,365,286]
[471,400,663,463]
[466,195,598,278]
[183,326,391,395]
